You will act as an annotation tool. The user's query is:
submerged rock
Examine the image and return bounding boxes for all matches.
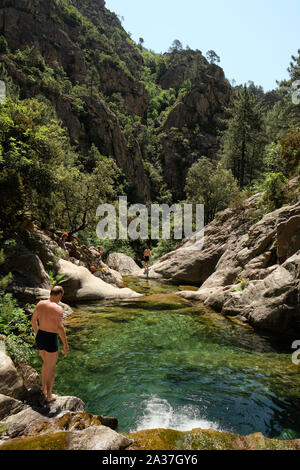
[124,427,300,450]
[133,293,192,310]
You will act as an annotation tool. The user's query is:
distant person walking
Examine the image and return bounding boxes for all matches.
[143,245,151,269]
[31,286,69,403]
[58,232,70,259]
[96,246,103,260]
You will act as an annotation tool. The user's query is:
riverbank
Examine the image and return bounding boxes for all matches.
[1,344,300,451]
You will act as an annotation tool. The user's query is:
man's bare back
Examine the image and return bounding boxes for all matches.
[34,299,63,333]
[31,286,69,403]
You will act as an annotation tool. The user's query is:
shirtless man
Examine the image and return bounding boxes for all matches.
[31,286,69,403]
[143,245,151,269]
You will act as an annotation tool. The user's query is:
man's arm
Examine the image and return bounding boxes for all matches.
[31,303,41,335]
[57,310,69,355]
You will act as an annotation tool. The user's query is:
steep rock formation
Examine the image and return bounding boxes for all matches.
[139,182,300,333]
[0,0,151,201]
[157,52,231,199]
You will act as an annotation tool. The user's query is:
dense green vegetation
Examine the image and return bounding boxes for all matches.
[0,249,34,362]
[0,0,299,259]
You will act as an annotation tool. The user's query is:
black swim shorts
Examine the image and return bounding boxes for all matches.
[144,256,149,262]
[36,329,58,353]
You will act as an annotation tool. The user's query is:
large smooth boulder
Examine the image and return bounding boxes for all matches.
[92,264,123,288]
[66,425,132,450]
[59,238,124,287]
[179,250,300,333]
[2,241,51,290]
[134,192,265,283]
[106,252,141,276]
[142,192,300,332]
[57,259,142,302]
[0,352,25,400]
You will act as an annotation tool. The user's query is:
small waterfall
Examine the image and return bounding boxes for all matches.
[131,395,223,433]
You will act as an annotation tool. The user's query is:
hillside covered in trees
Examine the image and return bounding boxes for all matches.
[0,0,299,254]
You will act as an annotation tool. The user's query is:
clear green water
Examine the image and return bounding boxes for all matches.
[30,277,300,439]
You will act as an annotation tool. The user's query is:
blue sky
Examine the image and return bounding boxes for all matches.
[106,0,299,91]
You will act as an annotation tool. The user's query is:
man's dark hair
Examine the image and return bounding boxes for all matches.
[50,285,64,297]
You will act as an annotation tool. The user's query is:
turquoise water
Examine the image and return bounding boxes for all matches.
[30,277,300,439]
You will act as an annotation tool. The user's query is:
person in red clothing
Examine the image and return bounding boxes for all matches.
[96,246,103,260]
[58,232,70,259]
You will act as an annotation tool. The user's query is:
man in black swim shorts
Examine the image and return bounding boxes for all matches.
[31,286,69,403]
[143,245,151,268]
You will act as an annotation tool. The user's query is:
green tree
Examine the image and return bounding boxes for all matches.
[219,85,266,188]
[169,39,183,53]
[53,157,121,234]
[206,50,220,64]
[280,129,300,177]
[259,172,289,213]
[263,142,285,174]
[185,157,239,224]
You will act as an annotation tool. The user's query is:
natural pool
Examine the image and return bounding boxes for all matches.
[30,277,300,439]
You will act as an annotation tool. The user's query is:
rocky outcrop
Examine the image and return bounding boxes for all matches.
[0,425,132,451]
[158,53,231,199]
[106,252,141,275]
[0,351,132,450]
[125,427,300,451]
[136,192,265,284]
[1,225,142,307]
[64,237,123,287]
[57,259,142,302]
[2,239,52,291]
[141,189,300,333]
[0,351,25,400]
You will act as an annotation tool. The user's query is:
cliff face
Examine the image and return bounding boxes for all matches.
[158,53,231,199]
[0,0,233,203]
[0,0,151,201]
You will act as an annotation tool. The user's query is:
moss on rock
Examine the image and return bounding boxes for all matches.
[124,428,300,451]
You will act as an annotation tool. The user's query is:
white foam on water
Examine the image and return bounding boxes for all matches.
[131,395,223,433]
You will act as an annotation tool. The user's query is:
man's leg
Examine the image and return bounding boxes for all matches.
[38,350,48,398]
[44,351,59,402]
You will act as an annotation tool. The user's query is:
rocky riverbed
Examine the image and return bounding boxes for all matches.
[134,180,300,335]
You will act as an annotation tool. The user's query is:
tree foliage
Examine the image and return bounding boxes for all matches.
[219,85,266,188]
[185,157,239,224]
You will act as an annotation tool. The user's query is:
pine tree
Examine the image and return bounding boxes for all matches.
[219,85,265,188]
